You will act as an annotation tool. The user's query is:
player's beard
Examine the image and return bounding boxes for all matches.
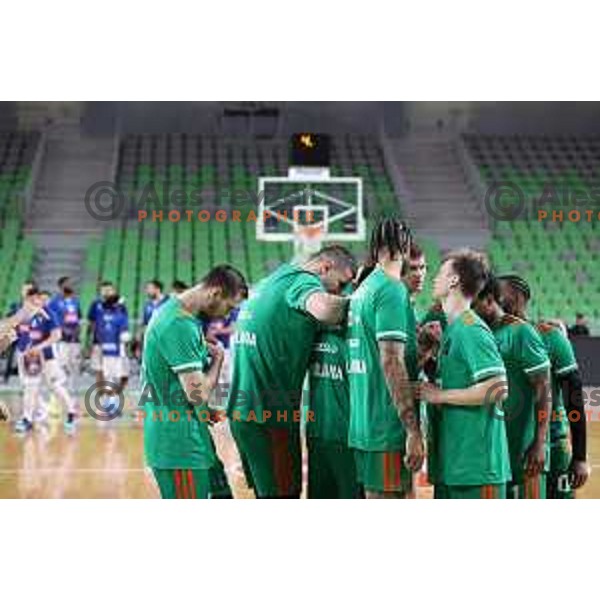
[104,294,120,307]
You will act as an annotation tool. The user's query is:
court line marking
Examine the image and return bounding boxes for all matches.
[1,466,598,474]
[0,468,149,474]
[0,464,246,475]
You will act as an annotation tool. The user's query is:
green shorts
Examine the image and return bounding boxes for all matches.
[307,438,361,499]
[152,468,210,499]
[230,420,301,498]
[434,484,506,499]
[355,450,413,496]
[508,474,547,499]
[548,437,574,499]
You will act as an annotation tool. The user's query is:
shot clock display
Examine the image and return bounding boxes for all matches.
[290,133,330,167]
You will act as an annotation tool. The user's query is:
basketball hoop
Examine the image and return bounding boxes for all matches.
[294,223,326,261]
[255,173,365,265]
[256,175,365,243]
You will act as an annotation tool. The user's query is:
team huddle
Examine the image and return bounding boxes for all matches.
[0,215,587,499]
[141,216,590,499]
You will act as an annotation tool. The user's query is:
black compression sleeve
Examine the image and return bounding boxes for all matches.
[559,370,586,462]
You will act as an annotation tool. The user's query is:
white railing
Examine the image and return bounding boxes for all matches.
[23,127,48,225]
[454,133,491,230]
[109,114,121,185]
[378,127,416,213]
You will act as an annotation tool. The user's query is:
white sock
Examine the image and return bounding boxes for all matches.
[52,383,76,416]
[22,387,37,422]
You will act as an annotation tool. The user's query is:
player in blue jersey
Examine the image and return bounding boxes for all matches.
[3,281,36,382]
[134,280,169,361]
[94,292,130,415]
[142,280,169,327]
[14,286,78,434]
[87,281,128,385]
[48,277,82,395]
[204,304,243,388]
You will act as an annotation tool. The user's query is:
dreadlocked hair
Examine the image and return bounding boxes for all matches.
[497,273,531,301]
[368,216,413,267]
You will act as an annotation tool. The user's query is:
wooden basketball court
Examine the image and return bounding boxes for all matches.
[0,394,598,499]
[0,399,258,499]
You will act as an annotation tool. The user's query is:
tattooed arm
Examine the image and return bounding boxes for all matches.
[379,339,423,471]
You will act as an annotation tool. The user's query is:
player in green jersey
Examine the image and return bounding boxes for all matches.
[402,242,440,485]
[473,276,551,499]
[227,246,356,499]
[306,323,360,499]
[403,243,427,300]
[497,274,589,498]
[420,301,448,331]
[417,321,443,384]
[348,217,424,499]
[420,250,511,499]
[403,245,448,331]
[403,243,443,368]
[142,265,247,499]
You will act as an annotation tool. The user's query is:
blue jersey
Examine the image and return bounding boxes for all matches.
[87,298,103,343]
[48,294,82,343]
[16,307,59,360]
[88,297,128,343]
[204,307,240,350]
[142,295,169,326]
[96,304,129,357]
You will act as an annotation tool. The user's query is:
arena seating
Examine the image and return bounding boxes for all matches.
[81,135,405,328]
[464,134,600,329]
[0,132,39,315]
[116,134,399,218]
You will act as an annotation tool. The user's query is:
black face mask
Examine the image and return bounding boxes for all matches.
[104,294,120,307]
[62,286,74,295]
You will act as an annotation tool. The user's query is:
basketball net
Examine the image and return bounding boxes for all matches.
[293,223,326,263]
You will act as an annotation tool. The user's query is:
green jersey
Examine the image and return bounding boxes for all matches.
[306,328,349,444]
[347,268,417,452]
[419,301,448,331]
[492,315,550,482]
[142,297,216,470]
[406,295,418,368]
[430,309,511,486]
[227,263,326,425]
[536,323,578,443]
